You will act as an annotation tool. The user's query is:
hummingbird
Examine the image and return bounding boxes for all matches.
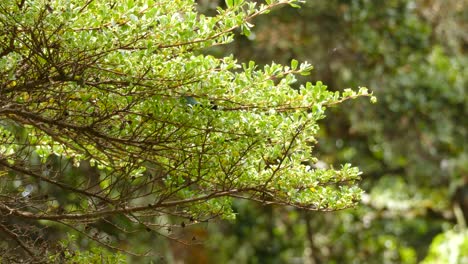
[184,96,200,107]
[184,96,218,110]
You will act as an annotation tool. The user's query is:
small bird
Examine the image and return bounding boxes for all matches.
[184,96,200,107]
[184,96,218,110]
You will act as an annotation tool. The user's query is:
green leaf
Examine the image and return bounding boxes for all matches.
[291,59,298,70]
[225,0,234,8]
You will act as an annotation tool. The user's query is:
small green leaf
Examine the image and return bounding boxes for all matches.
[225,0,234,8]
[289,3,301,8]
[291,59,298,70]
[242,25,251,36]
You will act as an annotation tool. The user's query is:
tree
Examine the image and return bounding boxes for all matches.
[0,0,373,261]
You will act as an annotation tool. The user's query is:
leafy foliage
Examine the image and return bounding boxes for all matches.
[0,0,372,261]
[421,229,468,264]
[48,235,127,263]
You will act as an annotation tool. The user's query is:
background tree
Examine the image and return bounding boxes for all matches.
[195,0,468,263]
[0,0,373,262]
